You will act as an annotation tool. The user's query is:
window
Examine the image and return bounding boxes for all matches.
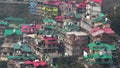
[48,40,57,42]
[104,59,109,62]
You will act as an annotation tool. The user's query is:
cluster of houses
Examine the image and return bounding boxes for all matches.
[0,0,118,68]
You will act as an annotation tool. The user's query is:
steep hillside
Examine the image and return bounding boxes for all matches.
[0,3,41,23]
[0,0,119,22]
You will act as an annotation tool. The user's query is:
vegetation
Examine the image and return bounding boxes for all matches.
[109,6,120,35]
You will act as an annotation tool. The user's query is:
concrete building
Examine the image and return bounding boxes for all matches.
[86,1,101,19]
[64,31,89,56]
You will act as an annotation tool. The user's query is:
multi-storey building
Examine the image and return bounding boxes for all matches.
[64,31,89,56]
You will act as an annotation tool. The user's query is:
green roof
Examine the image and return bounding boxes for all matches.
[93,54,112,59]
[43,18,55,23]
[85,54,112,60]
[88,42,116,50]
[14,55,22,60]
[99,13,105,17]
[0,21,8,26]
[14,43,32,52]
[45,25,56,30]
[74,13,81,18]
[92,13,106,24]
[7,54,37,60]
[92,17,104,23]
[4,29,22,37]
[93,53,99,59]
[7,56,14,60]
[4,17,26,23]
[39,30,45,34]
[14,43,21,49]
[64,24,80,31]
[21,44,32,52]
[28,54,38,60]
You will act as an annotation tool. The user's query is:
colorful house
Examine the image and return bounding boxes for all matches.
[4,29,23,43]
[4,17,26,28]
[89,27,115,44]
[86,1,101,19]
[14,43,32,55]
[43,18,56,25]
[83,42,116,64]
[21,24,41,34]
[61,24,80,33]
[36,2,60,18]
[7,42,38,61]
[76,2,86,13]
[37,35,59,54]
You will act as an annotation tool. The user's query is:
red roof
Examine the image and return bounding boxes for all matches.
[55,16,63,19]
[21,24,41,33]
[44,1,61,6]
[85,0,90,3]
[33,61,40,67]
[84,47,89,51]
[93,0,102,5]
[55,16,63,22]
[43,37,58,45]
[90,27,100,33]
[35,24,41,30]
[39,61,47,66]
[85,0,102,5]
[77,2,86,8]
[25,60,33,65]
[103,28,114,34]
[90,28,115,36]
[33,61,47,67]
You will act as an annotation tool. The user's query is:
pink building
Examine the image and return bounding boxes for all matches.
[21,24,41,34]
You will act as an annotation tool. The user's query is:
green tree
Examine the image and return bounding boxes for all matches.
[109,6,120,35]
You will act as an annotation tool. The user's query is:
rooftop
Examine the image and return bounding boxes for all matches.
[65,31,88,36]
[1,43,14,48]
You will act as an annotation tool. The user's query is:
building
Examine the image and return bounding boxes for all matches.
[64,31,88,56]
[86,1,101,19]
[4,29,23,43]
[83,42,116,64]
[0,47,13,61]
[21,24,41,34]
[13,42,32,56]
[37,35,59,54]
[90,27,115,45]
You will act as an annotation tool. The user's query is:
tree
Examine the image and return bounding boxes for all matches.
[109,6,120,35]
